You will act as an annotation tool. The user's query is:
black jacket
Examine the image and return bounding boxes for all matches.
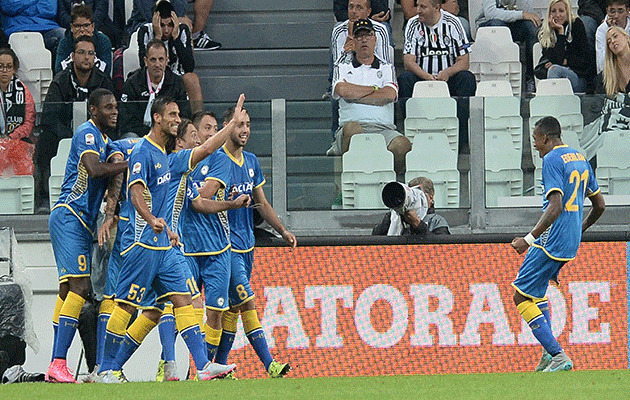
[541,18,595,80]
[119,67,191,137]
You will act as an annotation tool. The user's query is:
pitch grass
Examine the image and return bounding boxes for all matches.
[1,370,629,399]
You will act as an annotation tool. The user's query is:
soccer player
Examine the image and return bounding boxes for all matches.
[511,116,605,372]
[46,88,129,383]
[213,105,297,378]
[98,95,246,383]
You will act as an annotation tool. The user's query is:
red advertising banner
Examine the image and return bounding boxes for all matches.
[228,242,627,378]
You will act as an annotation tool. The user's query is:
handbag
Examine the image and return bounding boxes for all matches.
[535,56,550,80]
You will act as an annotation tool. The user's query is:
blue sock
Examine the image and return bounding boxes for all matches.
[247,328,273,370]
[158,314,177,362]
[180,325,209,370]
[96,313,110,367]
[100,330,125,372]
[112,335,140,371]
[537,300,551,326]
[53,315,79,360]
[529,315,562,356]
[214,330,235,365]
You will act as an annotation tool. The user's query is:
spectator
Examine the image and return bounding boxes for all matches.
[537,0,594,93]
[334,0,392,24]
[33,35,115,213]
[0,0,65,56]
[578,0,607,52]
[55,3,113,77]
[329,0,393,137]
[476,0,542,93]
[137,0,203,113]
[595,0,630,74]
[441,0,472,40]
[372,176,451,236]
[57,0,123,48]
[191,110,218,141]
[326,19,411,175]
[0,48,36,176]
[119,39,191,138]
[603,25,630,95]
[126,0,221,49]
[398,0,476,152]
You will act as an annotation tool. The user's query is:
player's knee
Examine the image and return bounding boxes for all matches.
[67,277,90,299]
[513,291,528,306]
[169,294,193,308]
[142,309,162,325]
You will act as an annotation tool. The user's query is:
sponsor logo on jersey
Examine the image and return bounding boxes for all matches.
[155,163,162,169]
[201,165,209,175]
[85,133,95,145]
[249,168,254,178]
[233,182,253,194]
[421,48,451,57]
[132,162,141,174]
[157,172,171,186]
[217,297,225,307]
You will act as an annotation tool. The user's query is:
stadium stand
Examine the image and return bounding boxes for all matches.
[8,32,53,108]
[596,130,630,195]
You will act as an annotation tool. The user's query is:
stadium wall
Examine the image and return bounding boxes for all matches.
[228,241,628,378]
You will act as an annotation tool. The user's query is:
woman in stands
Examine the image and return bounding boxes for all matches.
[603,26,630,96]
[0,47,36,176]
[538,0,594,93]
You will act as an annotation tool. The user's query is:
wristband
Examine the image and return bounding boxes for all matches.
[524,233,535,246]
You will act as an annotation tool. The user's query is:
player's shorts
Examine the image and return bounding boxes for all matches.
[115,245,190,308]
[228,250,255,307]
[103,227,123,299]
[189,251,230,311]
[49,206,93,281]
[512,245,567,300]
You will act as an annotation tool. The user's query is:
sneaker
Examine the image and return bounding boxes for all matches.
[534,349,552,372]
[197,362,236,380]
[155,359,164,382]
[82,368,99,383]
[163,360,180,382]
[525,79,536,94]
[322,90,332,101]
[213,369,238,380]
[267,361,290,378]
[2,365,45,384]
[113,370,129,383]
[97,369,123,384]
[193,31,221,50]
[326,141,341,156]
[542,351,573,372]
[45,359,77,383]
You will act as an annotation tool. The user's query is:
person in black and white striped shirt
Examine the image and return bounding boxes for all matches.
[398,0,476,151]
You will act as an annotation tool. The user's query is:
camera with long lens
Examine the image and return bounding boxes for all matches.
[381,181,428,217]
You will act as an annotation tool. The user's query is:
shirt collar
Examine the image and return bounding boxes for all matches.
[351,52,380,69]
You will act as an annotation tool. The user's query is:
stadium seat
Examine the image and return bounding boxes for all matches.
[596,130,630,195]
[404,96,459,152]
[123,31,140,79]
[533,42,542,85]
[483,95,523,153]
[73,102,88,133]
[341,134,395,209]
[405,133,460,208]
[412,80,450,98]
[485,132,523,207]
[49,138,72,209]
[536,78,574,96]
[469,27,522,96]
[475,80,514,97]
[0,175,34,214]
[8,32,53,106]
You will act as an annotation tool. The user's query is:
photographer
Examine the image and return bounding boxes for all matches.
[373,177,451,236]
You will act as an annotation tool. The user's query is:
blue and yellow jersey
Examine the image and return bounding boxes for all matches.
[182,150,232,255]
[119,137,173,253]
[536,145,600,260]
[53,120,109,234]
[166,148,197,235]
[107,137,140,162]
[223,146,265,252]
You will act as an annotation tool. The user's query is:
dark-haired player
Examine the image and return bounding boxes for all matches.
[511,116,605,372]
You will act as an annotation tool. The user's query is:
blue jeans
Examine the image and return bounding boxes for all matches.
[42,27,66,55]
[546,65,587,93]
[479,19,538,81]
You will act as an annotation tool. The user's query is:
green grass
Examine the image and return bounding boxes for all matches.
[2,370,629,399]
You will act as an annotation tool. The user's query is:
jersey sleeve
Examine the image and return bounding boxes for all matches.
[186,176,200,201]
[585,162,600,197]
[74,126,102,160]
[252,156,265,188]
[542,153,565,198]
[205,152,231,188]
[170,149,194,176]
[403,17,418,56]
[128,147,149,189]
[106,140,122,162]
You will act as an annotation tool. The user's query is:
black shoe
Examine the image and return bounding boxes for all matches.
[194,31,221,50]
[2,366,45,384]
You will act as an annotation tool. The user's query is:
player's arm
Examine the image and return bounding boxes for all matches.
[81,152,129,179]
[129,181,166,234]
[511,191,563,254]
[582,191,605,233]
[98,153,125,246]
[190,94,246,167]
[197,179,223,200]
[252,186,297,249]
[191,194,250,214]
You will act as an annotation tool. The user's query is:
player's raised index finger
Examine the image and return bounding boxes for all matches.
[235,94,245,111]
